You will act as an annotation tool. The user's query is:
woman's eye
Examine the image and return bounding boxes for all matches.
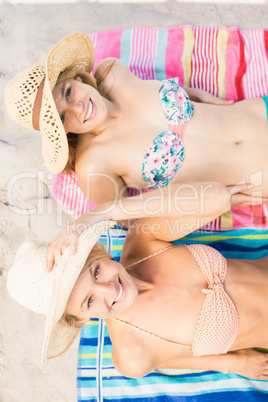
[66,87,71,99]
[60,112,66,123]
[94,266,99,279]
[88,296,94,307]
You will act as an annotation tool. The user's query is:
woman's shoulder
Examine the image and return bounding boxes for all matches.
[94,58,125,76]
[94,58,141,94]
[108,318,158,378]
[120,221,172,267]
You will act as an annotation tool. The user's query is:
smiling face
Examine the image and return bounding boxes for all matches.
[65,257,138,322]
[52,76,109,134]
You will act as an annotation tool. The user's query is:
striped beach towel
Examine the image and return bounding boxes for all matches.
[77,225,268,401]
[49,26,268,401]
[53,25,268,231]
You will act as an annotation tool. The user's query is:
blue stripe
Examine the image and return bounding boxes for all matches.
[263,95,268,123]
[97,320,104,402]
[120,29,133,67]
[100,391,268,401]
[155,28,168,80]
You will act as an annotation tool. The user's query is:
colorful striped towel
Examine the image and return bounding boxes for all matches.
[53,25,268,231]
[77,225,268,401]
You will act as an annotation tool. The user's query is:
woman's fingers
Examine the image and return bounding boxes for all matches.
[232,349,268,379]
[228,183,254,195]
[46,246,56,272]
[228,184,268,208]
[236,194,268,207]
[46,226,80,272]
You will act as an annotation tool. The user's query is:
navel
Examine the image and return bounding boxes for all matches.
[235,140,243,145]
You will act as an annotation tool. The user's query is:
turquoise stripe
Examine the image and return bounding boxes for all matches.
[120,28,133,66]
[263,95,268,123]
[155,28,168,80]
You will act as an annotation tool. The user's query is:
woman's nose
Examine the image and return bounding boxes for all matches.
[97,282,116,299]
[68,101,83,117]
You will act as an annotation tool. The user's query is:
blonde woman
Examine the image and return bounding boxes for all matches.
[8,182,268,380]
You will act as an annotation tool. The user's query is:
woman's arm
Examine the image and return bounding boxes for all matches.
[112,333,268,380]
[157,349,268,381]
[185,87,234,105]
[46,182,263,270]
[77,165,129,206]
[113,341,268,380]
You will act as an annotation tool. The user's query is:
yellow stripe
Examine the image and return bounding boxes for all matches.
[81,353,112,359]
[217,28,228,99]
[188,234,268,241]
[85,321,99,326]
[153,369,205,375]
[81,353,97,359]
[220,211,233,228]
[111,245,123,251]
[182,27,194,87]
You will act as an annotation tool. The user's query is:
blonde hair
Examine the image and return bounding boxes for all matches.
[61,243,112,328]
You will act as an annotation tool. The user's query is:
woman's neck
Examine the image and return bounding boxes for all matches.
[129,273,154,293]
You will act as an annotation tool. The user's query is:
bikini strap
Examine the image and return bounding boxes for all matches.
[114,245,192,350]
[125,245,174,269]
[109,316,192,350]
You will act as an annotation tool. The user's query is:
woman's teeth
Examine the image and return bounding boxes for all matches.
[113,283,123,304]
[84,100,93,122]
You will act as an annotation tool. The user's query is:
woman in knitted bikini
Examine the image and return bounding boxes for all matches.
[8,180,268,380]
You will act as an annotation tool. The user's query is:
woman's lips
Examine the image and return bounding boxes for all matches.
[84,99,94,122]
[113,278,125,305]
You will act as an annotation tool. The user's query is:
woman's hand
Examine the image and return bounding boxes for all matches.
[185,87,234,105]
[228,184,268,208]
[227,349,268,380]
[46,223,81,272]
[46,206,111,272]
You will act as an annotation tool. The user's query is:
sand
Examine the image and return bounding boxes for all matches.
[0,1,267,400]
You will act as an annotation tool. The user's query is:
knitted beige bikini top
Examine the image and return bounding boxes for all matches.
[110,244,239,356]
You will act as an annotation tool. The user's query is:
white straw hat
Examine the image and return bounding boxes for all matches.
[5,32,95,174]
[7,220,115,363]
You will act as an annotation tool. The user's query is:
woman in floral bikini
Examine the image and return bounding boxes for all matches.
[5,32,268,226]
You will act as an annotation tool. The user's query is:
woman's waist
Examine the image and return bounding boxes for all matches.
[188,100,267,140]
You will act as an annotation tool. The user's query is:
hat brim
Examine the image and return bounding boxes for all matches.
[40,32,95,174]
[42,220,115,363]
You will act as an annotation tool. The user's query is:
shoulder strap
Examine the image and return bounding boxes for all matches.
[125,245,174,269]
[116,245,191,350]
[109,316,192,350]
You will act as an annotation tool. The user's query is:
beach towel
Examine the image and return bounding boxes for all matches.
[50,26,268,401]
[77,225,268,402]
[53,25,268,231]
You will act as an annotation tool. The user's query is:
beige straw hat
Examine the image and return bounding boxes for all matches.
[7,220,115,363]
[5,32,95,174]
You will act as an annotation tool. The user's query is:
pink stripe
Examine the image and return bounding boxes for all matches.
[165,27,185,82]
[88,29,124,72]
[225,27,241,101]
[129,27,158,80]
[191,27,218,95]
[191,26,198,89]
[241,29,268,98]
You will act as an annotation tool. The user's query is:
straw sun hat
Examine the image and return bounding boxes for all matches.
[5,32,95,174]
[7,220,115,363]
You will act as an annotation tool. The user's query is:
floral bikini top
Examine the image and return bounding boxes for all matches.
[142,78,194,189]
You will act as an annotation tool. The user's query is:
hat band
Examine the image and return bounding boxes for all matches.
[32,77,45,130]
